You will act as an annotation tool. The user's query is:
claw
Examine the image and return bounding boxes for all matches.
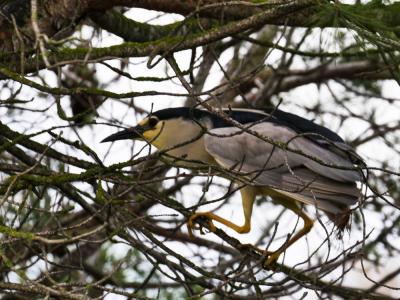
[237,243,279,269]
[263,251,281,270]
[187,213,216,237]
[237,243,280,269]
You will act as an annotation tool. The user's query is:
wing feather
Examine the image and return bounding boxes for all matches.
[204,123,361,213]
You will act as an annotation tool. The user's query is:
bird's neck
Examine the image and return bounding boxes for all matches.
[150,118,215,166]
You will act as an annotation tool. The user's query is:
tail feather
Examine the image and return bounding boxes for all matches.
[325,210,351,238]
[271,189,353,235]
[256,168,360,211]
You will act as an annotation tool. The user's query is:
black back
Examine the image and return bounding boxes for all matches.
[262,108,345,143]
[152,107,345,144]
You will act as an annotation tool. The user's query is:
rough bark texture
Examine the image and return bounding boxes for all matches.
[0,0,399,299]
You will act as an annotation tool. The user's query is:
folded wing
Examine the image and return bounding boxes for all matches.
[204,122,361,215]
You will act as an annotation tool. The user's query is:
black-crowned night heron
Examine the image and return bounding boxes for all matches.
[102,107,362,267]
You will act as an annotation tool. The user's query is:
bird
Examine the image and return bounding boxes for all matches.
[101,106,363,267]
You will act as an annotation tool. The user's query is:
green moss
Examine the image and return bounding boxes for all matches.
[0,224,35,240]
[95,181,106,204]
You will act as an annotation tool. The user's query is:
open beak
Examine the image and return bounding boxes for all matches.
[101,125,145,143]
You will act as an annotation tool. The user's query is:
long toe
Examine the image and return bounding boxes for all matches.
[187,213,216,236]
[263,251,281,270]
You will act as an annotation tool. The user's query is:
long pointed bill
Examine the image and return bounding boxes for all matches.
[101,126,145,143]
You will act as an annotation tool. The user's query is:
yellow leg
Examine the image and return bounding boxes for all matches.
[264,197,314,268]
[187,186,256,237]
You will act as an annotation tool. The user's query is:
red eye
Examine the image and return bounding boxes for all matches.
[148,117,159,127]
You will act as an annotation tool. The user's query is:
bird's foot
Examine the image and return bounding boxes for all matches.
[263,251,281,270]
[238,244,279,269]
[187,212,216,238]
[238,243,267,255]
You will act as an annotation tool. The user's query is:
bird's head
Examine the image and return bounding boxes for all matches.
[101,107,209,150]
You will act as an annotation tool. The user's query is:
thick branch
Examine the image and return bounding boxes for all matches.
[89,9,212,43]
[265,60,390,97]
[0,0,315,76]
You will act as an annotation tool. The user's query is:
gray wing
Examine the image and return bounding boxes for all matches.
[204,123,361,214]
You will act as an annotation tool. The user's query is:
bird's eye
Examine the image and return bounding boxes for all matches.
[148,117,159,127]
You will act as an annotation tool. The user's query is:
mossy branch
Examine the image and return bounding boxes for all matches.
[89,9,213,43]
